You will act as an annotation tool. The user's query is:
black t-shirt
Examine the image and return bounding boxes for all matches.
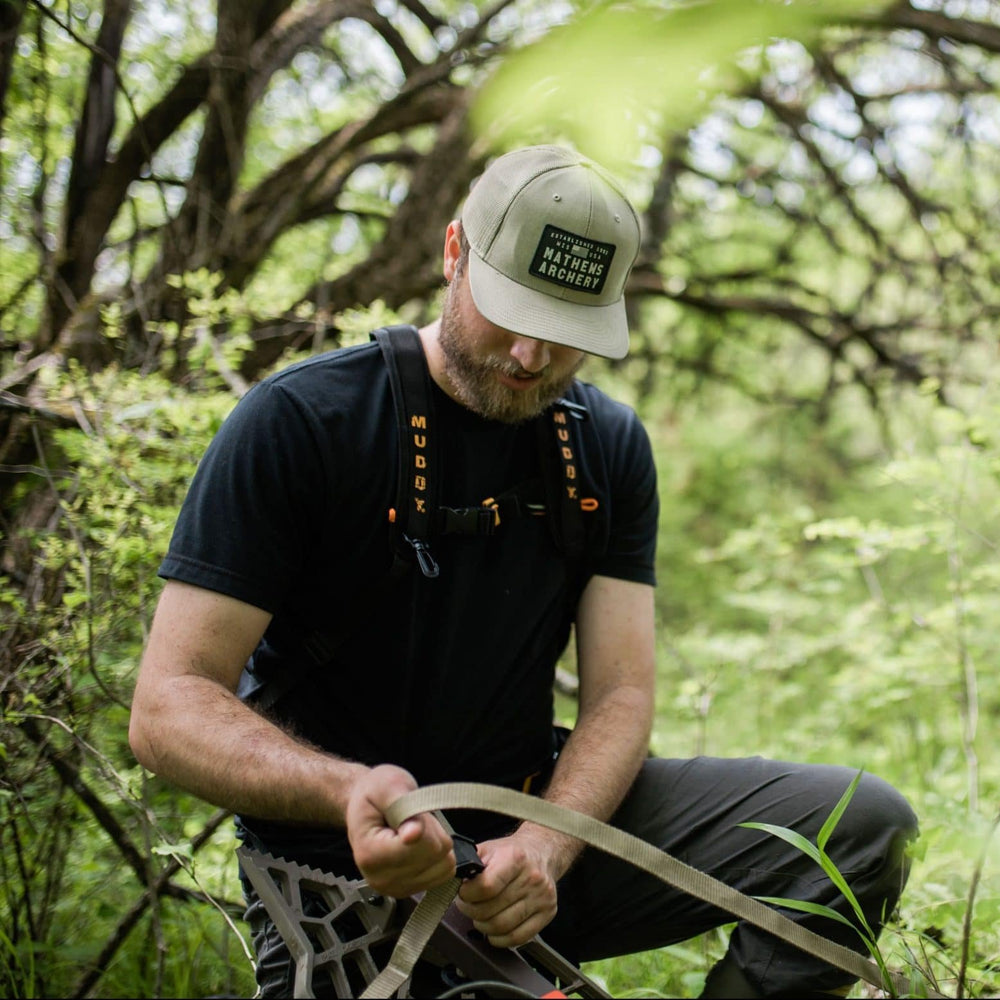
[159,339,658,859]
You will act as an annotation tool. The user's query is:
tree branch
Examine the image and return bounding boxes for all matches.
[885,2,1000,55]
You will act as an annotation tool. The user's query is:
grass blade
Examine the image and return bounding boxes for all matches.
[740,821,823,866]
[818,770,864,851]
[754,895,875,943]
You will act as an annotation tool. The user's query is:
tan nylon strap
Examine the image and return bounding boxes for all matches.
[359,811,462,998]
[362,782,935,998]
[360,877,461,999]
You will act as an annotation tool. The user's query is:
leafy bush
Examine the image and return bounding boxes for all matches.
[1,360,252,998]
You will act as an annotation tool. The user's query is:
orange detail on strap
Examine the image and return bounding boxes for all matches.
[541,992,569,998]
[580,497,599,511]
[482,498,501,528]
[388,508,397,523]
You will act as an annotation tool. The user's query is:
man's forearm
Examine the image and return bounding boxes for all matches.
[521,683,653,878]
[130,672,367,826]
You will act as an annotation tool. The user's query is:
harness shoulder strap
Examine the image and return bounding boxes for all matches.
[372,325,440,578]
[537,396,591,560]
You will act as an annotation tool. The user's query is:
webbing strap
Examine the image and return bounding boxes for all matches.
[538,400,587,559]
[361,783,940,999]
[361,877,462,999]
[372,325,439,575]
[359,810,467,999]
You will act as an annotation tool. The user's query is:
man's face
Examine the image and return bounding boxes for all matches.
[437,262,586,424]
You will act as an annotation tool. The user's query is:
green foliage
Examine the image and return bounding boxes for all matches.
[6,287,992,997]
[586,934,730,998]
[604,348,1000,997]
[472,0,889,169]
[0,351,247,998]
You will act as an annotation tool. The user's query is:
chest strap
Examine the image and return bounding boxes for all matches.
[373,326,596,573]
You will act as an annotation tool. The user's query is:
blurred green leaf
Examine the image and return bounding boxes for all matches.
[471,0,888,166]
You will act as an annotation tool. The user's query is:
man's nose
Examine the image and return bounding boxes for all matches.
[509,336,550,374]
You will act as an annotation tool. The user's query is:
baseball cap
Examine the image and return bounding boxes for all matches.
[460,145,641,360]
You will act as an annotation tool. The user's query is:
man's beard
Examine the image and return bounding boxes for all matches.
[438,285,582,424]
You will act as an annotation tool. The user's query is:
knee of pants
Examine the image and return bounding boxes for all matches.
[826,771,919,906]
[836,772,918,847]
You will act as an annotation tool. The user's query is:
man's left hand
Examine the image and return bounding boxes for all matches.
[454,826,571,948]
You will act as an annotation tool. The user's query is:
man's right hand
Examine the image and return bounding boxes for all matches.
[345,764,456,898]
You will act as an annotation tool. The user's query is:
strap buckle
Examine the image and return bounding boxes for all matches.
[438,506,499,536]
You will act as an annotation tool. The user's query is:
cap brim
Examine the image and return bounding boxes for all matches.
[467,253,630,361]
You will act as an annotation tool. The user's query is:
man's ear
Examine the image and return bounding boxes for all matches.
[443,219,462,281]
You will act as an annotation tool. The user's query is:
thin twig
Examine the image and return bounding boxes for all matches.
[193,324,250,397]
[956,808,1000,999]
[0,389,77,425]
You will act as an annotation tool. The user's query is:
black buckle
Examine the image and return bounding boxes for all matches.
[438,506,497,536]
[451,833,485,880]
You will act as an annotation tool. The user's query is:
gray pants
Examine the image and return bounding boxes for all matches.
[242,754,917,997]
[542,756,917,995]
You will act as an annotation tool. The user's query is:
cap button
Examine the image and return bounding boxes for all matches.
[553,194,561,201]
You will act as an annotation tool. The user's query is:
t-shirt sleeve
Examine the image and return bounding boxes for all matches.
[158,380,329,613]
[590,404,659,587]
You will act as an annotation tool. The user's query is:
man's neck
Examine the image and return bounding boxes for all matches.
[418,318,459,403]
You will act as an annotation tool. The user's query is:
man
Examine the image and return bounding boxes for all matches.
[129,145,917,998]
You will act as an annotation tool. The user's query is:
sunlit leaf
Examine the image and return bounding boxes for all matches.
[471,0,889,167]
[152,842,193,861]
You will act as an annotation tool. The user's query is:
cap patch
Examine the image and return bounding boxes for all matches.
[528,224,616,296]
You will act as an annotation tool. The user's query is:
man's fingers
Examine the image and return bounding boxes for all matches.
[365,818,446,866]
[346,766,456,896]
[478,899,556,949]
[357,765,418,818]
[455,836,559,946]
[458,862,515,904]
[458,869,552,925]
[457,892,507,923]
[396,817,421,841]
[365,850,457,897]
